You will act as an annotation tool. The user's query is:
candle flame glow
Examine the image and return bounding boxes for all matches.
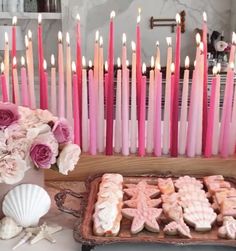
[66,32,70,45]
[88,60,93,68]
[142,63,146,74]
[131,41,136,52]
[51,54,55,66]
[72,61,76,72]
[230,62,234,70]
[95,30,99,43]
[21,56,25,66]
[196,33,201,45]
[58,31,63,42]
[28,30,32,40]
[38,14,42,24]
[156,63,161,70]
[171,63,175,73]
[76,13,80,21]
[194,60,196,67]
[105,61,108,71]
[126,60,129,67]
[117,57,121,68]
[199,42,204,52]
[110,11,115,19]
[232,32,236,45]
[99,36,103,47]
[137,15,141,24]
[43,59,47,70]
[12,16,17,25]
[82,56,86,68]
[203,12,207,22]
[166,37,172,46]
[212,66,217,76]
[185,56,190,68]
[217,63,221,73]
[122,33,126,45]
[5,32,8,44]
[1,62,4,74]
[13,57,17,67]
[151,56,155,68]
[25,35,29,48]
[156,41,159,47]
[176,13,181,24]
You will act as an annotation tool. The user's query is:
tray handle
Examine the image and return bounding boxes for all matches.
[54,189,85,218]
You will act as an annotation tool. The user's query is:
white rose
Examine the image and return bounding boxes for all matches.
[57,144,81,175]
[0,155,28,184]
[27,124,51,140]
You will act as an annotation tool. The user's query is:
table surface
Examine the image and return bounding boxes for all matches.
[0,181,235,251]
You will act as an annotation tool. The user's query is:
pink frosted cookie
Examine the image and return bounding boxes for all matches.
[122,193,162,234]
[124,180,160,199]
[124,198,162,208]
[157,178,175,195]
[163,221,191,239]
[218,216,236,240]
[175,176,203,190]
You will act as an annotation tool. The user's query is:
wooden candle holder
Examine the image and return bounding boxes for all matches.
[45,154,236,181]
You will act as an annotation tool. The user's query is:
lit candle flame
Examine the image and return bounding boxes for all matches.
[156,41,159,47]
[212,66,217,76]
[122,33,126,45]
[176,13,181,24]
[166,37,172,46]
[21,56,25,66]
[199,42,204,52]
[1,62,4,74]
[58,31,63,42]
[82,56,86,68]
[194,60,196,67]
[13,57,17,67]
[72,61,76,73]
[25,35,29,48]
[110,11,115,19]
[203,12,207,22]
[171,63,175,73]
[196,33,201,45]
[117,57,121,68]
[95,30,99,42]
[185,56,190,69]
[99,36,103,47]
[232,32,236,45]
[5,32,8,44]
[137,8,141,24]
[43,59,47,71]
[28,30,32,40]
[105,61,108,71]
[156,62,161,71]
[230,62,234,70]
[51,54,55,66]
[151,56,154,68]
[126,60,129,67]
[217,63,221,73]
[38,13,42,25]
[88,60,93,68]
[142,63,146,74]
[12,16,17,25]
[131,41,136,52]
[66,32,70,45]
[76,13,80,21]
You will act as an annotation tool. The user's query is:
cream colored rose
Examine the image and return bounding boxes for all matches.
[57,144,81,175]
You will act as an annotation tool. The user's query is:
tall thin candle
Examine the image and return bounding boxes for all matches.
[50,54,57,115]
[82,57,89,152]
[163,37,172,154]
[105,11,115,155]
[4,33,9,100]
[121,33,129,156]
[155,41,160,68]
[179,56,190,155]
[20,56,29,107]
[139,63,146,156]
[0,63,8,102]
[170,13,181,157]
[72,62,80,146]
[88,60,96,155]
[12,57,19,105]
[115,57,122,153]
[11,17,17,102]
[43,59,48,109]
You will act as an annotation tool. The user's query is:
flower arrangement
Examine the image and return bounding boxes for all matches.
[0,102,81,185]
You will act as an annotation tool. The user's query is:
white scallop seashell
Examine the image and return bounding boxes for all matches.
[175,176,203,190]
[0,217,23,239]
[2,184,51,228]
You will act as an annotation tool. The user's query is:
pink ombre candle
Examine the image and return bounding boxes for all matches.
[72,62,80,146]
[179,56,190,155]
[138,63,146,157]
[0,63,8,102]
[20,56,29,107]
[88,61,96,155]
[42,59,48,109]
[12,57,19,105]
[11,17,17,103]
[4,32,9,100]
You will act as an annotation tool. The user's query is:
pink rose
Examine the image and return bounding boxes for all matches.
[30,132,58,169]
[0,102,19,127]
[52,119,72,144]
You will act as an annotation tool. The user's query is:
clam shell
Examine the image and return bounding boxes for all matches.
[2,184,51,228]
[0,217,22,240]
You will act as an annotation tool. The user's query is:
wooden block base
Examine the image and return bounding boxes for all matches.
[45,154,236,181]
